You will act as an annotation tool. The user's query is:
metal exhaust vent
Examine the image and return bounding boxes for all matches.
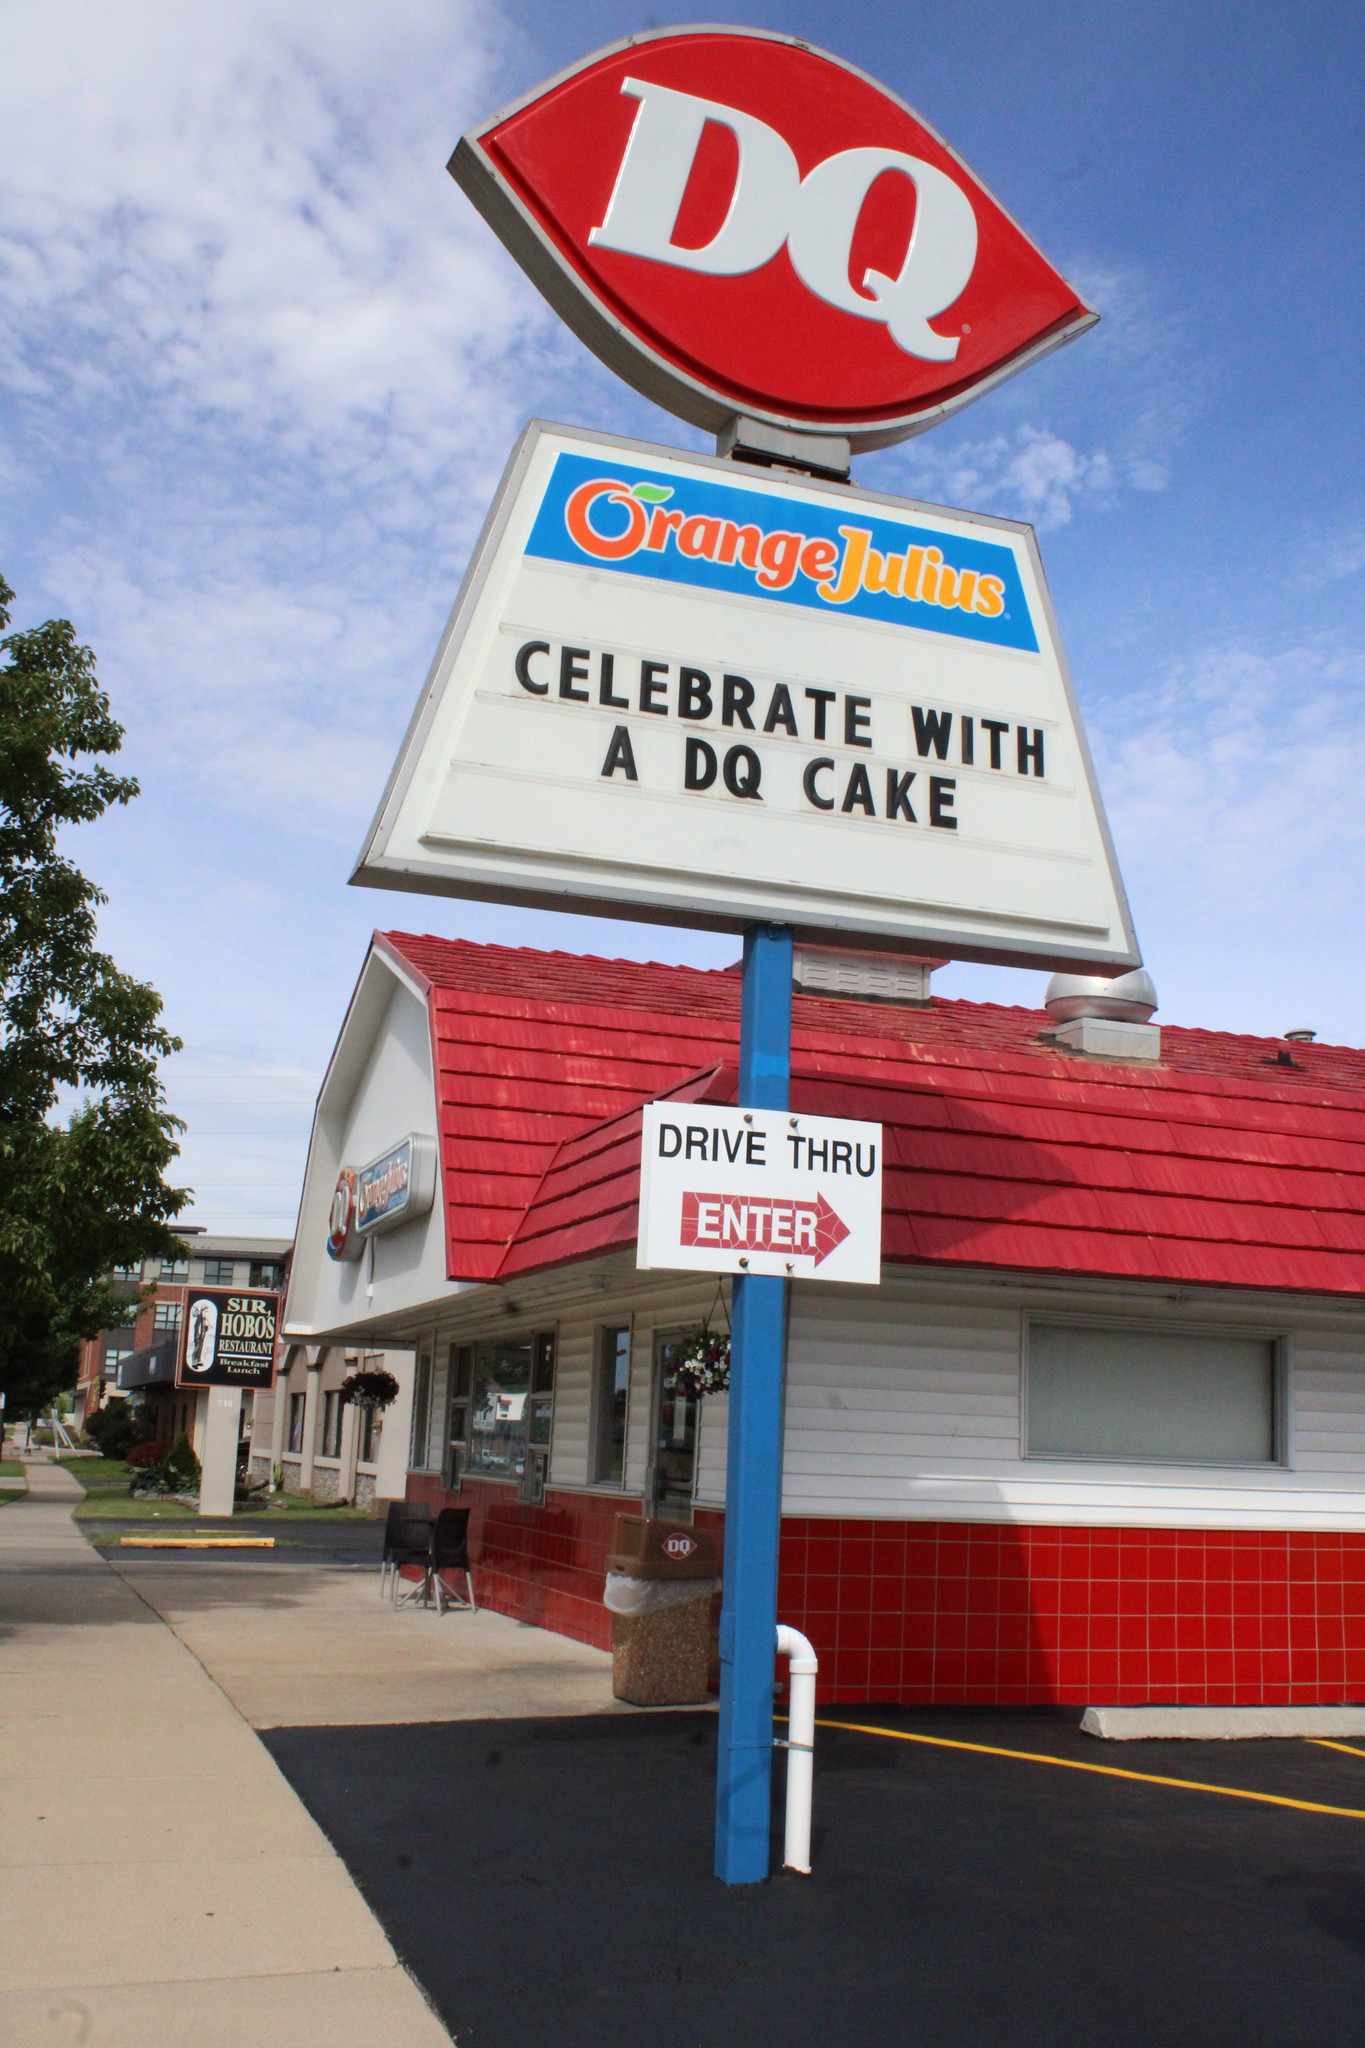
[793,945,945,1006]
[1042,969,1161,1062]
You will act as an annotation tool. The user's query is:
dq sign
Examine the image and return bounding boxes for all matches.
[451,27,1096,450]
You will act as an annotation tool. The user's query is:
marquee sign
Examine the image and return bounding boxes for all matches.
[450,27,1096,450]
[638,1103,883,1285]
[353,422,1138,973]
[176,1289,279,1391]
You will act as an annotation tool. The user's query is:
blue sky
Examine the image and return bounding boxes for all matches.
[1,0,1361,1231]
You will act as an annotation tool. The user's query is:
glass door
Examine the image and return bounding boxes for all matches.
[650,1334,700,1520]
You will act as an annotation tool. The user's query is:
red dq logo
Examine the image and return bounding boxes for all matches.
[452,28,1095,448]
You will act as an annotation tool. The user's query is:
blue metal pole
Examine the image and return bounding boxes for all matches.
[715,922,793,1885]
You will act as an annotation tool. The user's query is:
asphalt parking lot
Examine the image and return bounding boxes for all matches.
[265,1704,1365,2048]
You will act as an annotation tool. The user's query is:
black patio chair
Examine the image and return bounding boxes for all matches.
[381,1501,434,1605]
[432,1507,476,1614]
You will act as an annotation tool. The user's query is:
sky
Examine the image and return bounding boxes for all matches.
[1,0,1362,1233]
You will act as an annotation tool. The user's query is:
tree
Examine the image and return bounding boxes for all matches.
[0,571,188,1418]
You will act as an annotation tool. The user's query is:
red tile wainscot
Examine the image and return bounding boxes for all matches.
[406,1488,1365,1707]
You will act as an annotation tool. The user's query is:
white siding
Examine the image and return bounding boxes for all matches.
[399,1255,1365,1534]
[1292,1338,1365,1472]
[548,1317,594,1489]
[782,1278,1365,1530]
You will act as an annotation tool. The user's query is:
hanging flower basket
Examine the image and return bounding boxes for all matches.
[338,1367,400,1412]
[671,1332,731,1398]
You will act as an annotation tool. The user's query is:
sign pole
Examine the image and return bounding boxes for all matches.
[715,921,793,1885]
[198,1386,241,1516]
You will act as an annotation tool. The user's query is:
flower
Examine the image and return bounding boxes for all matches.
[338,1368,400,1411]
[671,1333,730,1397]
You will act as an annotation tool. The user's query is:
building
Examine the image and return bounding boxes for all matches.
[284,930,1365,1707]
[81,1230,290,1460]
[245,1344,414,1512]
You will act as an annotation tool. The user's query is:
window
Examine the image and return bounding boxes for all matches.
[1026,1321,1281,1465]
[250,1260,284,1289]
[288,1392,306,1455]
[159,1257,190,1283]
[360,1405,380,1464]
[153,1301,181,1330]
[103,1329,135,1372]
[651,1335,701,1515]
[110,1263,142,1282]
[320,1390,343,1459]
[410,1348,434,1469]
[593,1326,632,1485]
[203,1259,235,1286]
[463,1331,556,1481]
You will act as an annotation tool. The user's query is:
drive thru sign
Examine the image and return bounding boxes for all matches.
[638,1103,882,1285]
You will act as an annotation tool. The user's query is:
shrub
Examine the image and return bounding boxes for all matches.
[85,1403,152,1461]
[125,1438,172,1468]
[129,1430,202,1498]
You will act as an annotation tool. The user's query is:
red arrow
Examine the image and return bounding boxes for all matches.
[811,1192,851,1266]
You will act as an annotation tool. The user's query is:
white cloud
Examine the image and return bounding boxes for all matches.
[1292,526,1365,591]
[1095,635,1365,1039]
[881,260,1200,528]
[894,424,1117,531]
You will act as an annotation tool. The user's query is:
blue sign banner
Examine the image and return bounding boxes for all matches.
[524,451,1038,653]
[357,1139,414,1233]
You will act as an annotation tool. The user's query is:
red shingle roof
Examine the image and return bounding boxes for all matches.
[376,932,1365,1298]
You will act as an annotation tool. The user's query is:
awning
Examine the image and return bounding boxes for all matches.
[117,1338,179,1391]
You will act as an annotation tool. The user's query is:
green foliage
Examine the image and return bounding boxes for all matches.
[0,572,188,1417]
[130,1429,202,1497]
[339,1366,400,1410]
[84,1401,152,1461]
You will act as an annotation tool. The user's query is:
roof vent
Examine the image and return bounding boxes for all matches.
[1042,969,1161,1062]
[1283,1027,1316,1044]
[793,944,945,1006]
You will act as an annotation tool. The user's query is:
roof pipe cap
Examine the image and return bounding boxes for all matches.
[1044,968,1158,1026]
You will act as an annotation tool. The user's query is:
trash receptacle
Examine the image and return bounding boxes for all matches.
[604,1516,720,1706]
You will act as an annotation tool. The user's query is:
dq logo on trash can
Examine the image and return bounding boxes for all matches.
[663,1532,698,1560]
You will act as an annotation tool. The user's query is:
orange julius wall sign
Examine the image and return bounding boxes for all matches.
[326,1136,438,1262]
[450,27,1096,450]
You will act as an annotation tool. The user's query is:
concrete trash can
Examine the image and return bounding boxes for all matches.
[604,1516,720,1706]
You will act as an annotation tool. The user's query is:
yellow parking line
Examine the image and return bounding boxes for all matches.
[1308,1738,1365,1761]
[815,1718,1365,1822]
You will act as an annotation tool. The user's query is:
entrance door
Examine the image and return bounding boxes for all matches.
[649,1334,700,1520]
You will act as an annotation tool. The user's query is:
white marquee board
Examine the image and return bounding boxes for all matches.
[354,421,1138,971]
[637,1103,883,1285]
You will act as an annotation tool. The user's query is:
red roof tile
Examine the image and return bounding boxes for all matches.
[375,932,1365,1298]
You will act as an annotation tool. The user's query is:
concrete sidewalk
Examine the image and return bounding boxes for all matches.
[0,1458,453,2048]
[106,1545,619,1728]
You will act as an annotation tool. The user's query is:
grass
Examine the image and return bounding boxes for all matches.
[0,1459,25,1477]
[56,1454,138,1488]
[55,1456,371,1523]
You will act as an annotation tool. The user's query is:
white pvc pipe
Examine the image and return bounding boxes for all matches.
[776,1624,818,1875]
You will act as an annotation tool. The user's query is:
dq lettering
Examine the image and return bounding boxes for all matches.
[588,79,978,362]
